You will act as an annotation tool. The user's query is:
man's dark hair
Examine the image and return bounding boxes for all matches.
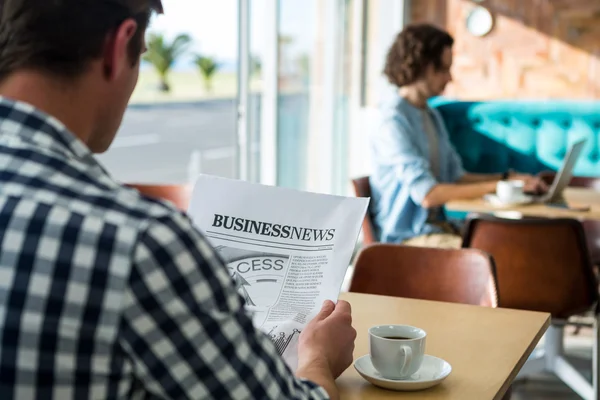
[383,23,454,87]
[0,0,163,80]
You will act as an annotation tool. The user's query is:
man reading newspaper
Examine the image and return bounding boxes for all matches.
[187,176,368,372]
[0,1,356,399]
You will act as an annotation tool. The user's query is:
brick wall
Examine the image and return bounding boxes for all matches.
[411,0,600,99]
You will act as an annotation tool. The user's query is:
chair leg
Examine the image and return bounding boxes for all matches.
[517,324,597,399]
[545,325,564,370]
[565,355,591,373]
[555,356,593,399]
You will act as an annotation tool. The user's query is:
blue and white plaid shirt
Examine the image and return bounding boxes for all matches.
[0,97,329,399]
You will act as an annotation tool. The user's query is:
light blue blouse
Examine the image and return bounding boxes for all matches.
[369,94,465,243]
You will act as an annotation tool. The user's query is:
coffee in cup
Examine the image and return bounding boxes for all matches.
[369,325,426,380]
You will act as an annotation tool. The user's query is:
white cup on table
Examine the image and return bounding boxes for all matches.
[369,325,426,380]
[496,180,525,203]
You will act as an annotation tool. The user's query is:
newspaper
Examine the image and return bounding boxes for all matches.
[187,175,369,370]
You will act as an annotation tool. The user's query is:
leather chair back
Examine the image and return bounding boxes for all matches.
[350,244,498,307]
[538,172,600,265]
[462,215,598,318]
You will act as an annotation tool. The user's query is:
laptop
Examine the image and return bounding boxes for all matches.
[531,138,587,204]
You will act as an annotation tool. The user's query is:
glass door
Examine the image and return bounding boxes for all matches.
[241,0,356,193]
[276,0,355,193]
[275,0,316,190]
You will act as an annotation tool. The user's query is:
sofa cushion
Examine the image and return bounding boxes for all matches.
[430,98,600,177]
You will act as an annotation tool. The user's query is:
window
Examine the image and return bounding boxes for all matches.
[97,0,356,197]
[97,1,239,185]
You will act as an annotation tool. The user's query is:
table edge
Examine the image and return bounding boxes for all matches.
[493,314,551,400]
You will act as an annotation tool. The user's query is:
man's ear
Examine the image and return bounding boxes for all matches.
[102,19,139,81]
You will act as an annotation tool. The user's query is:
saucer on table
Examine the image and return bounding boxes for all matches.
[484,193,533,207]
[353,354,452,391]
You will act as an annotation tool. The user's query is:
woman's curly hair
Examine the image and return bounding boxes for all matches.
[383,23,454,87]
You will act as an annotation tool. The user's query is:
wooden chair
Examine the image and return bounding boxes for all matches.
[539,171,600,266]
[351,176,377,245]
[462,215,599,399]
[349,243,498,307]
[126,183,192,211]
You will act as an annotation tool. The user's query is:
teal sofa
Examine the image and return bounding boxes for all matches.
[429,98,600,177]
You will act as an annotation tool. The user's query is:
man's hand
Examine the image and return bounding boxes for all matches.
[294,300,356,400]
[298,300,356,378]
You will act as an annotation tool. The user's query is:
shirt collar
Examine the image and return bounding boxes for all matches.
[0,96,109,174]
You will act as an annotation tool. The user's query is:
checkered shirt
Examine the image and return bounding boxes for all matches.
[0,97,329,399]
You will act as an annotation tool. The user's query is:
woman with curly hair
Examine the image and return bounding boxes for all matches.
[369,23,547,247]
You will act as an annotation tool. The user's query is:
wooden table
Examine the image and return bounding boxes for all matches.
[337,292,550,400]
[446,187,600,220]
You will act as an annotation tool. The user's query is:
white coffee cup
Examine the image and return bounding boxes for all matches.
[496,180,524,203]
[369,325,426,380]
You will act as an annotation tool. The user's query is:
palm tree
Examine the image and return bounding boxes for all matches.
[194,55,220,92]
[250,54,262,77]
[143,33,192,92]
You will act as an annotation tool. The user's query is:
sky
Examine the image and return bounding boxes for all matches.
[150,0,240,62]
[145,0,315,71]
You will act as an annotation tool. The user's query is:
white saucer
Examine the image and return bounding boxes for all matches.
[354,354,452,391]
[484,193,534,207]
